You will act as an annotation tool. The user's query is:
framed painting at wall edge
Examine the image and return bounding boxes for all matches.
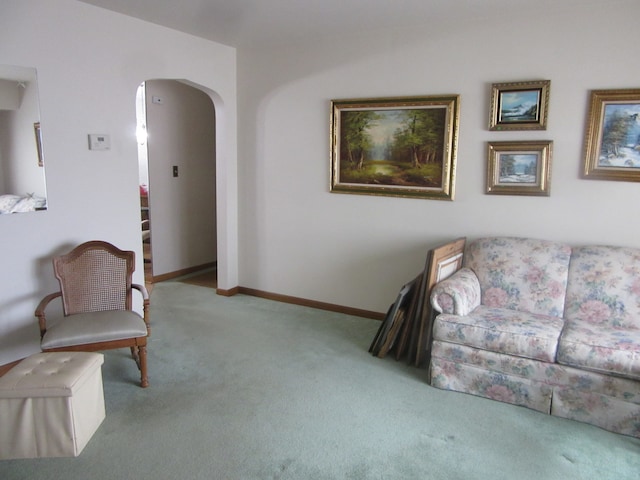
[330,94,460,200]
[582,88,640,182]
[489,80,550,131]
[486,140,553,196]
[34,122,44,167]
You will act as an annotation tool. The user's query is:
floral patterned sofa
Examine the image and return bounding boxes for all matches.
[429,237,640,437]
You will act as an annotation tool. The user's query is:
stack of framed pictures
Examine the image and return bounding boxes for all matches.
[369,238,466,367]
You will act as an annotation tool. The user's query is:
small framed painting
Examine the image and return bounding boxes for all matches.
[582,88,640,182]
[330,94,460,200]
[486,141,553,196]
[489,80,550,131]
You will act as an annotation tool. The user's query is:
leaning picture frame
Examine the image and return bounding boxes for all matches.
[330,95,460,200]
[582,88,640,182]
[486,141,553,196]
[489,80,550,131]
[413,237,466,368]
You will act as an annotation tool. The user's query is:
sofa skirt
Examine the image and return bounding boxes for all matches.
[430,340,640,437]
[552,387,640,438]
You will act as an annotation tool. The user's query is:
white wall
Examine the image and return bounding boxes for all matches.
[0,0,237,364]
[144,80,217,276]
[237,0,640,314]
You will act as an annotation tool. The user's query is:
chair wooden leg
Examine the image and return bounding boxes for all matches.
[131,346,141,371]
[139,345,148,388]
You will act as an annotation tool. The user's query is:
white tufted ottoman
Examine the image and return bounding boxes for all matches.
[0,352,105,459]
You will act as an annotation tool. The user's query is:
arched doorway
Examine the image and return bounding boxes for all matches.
[136,80,217,288]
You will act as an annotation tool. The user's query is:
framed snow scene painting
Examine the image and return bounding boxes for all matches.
[583,88,640,182]
[330,95,460,200]
[489,80,550,131]
[486,141,553,196]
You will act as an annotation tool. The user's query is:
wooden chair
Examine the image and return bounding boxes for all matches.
[35,240,151,387]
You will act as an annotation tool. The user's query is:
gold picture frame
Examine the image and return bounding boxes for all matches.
[34,122,44,167]
[489,80,550,131]
[330,95,460,200]
[486,141,553,196]
[413,237,466,367]
[582,88,640,182]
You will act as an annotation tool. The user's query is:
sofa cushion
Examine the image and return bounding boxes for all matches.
[558,323,640,380]
[433,305,565,362]
[559,245,640,380]
[465,237,572,318]
[564,245,640,329]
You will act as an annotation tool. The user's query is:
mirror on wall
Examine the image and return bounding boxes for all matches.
[0,65,48,214]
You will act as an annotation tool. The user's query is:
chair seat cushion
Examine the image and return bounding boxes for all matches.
[41,310,147,350]
[558,323,640,380]
[433,305,565,362]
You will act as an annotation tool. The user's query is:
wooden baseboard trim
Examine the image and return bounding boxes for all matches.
[235,286,385,320]
[216,286,239,297]
[153,262,216,283]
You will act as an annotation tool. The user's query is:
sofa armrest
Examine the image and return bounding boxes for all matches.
[430,267,481,315]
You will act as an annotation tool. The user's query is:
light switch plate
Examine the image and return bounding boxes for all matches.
[88,134,110,151]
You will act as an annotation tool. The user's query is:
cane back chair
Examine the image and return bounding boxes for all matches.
[35,240,151,387]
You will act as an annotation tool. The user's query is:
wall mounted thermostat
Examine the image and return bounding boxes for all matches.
[88,134,111,151]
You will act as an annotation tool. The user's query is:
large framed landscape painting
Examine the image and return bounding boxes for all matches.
[582,88,640,182]
[330,95,460,200]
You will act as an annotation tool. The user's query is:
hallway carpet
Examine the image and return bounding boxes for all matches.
[2,281,639,479]
[178,268,217,289]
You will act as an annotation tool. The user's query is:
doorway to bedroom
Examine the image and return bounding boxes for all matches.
[136,80,217,290]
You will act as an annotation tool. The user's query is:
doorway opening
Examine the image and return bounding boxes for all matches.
[136,84,153,286]
[136,80,217,291]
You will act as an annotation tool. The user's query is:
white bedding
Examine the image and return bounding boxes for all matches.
[0,194,47,214]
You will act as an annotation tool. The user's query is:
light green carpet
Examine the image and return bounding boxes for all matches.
[2,280,639,479]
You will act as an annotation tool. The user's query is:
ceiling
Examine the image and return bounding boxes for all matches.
[77,0,592,48]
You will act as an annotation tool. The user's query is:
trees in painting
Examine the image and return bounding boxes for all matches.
[339,107,446,187]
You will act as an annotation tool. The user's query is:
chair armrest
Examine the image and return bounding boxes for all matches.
[132,283,151,335]
[132,283,149,301]
[34,292,62,338]
[430,267,481,316]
